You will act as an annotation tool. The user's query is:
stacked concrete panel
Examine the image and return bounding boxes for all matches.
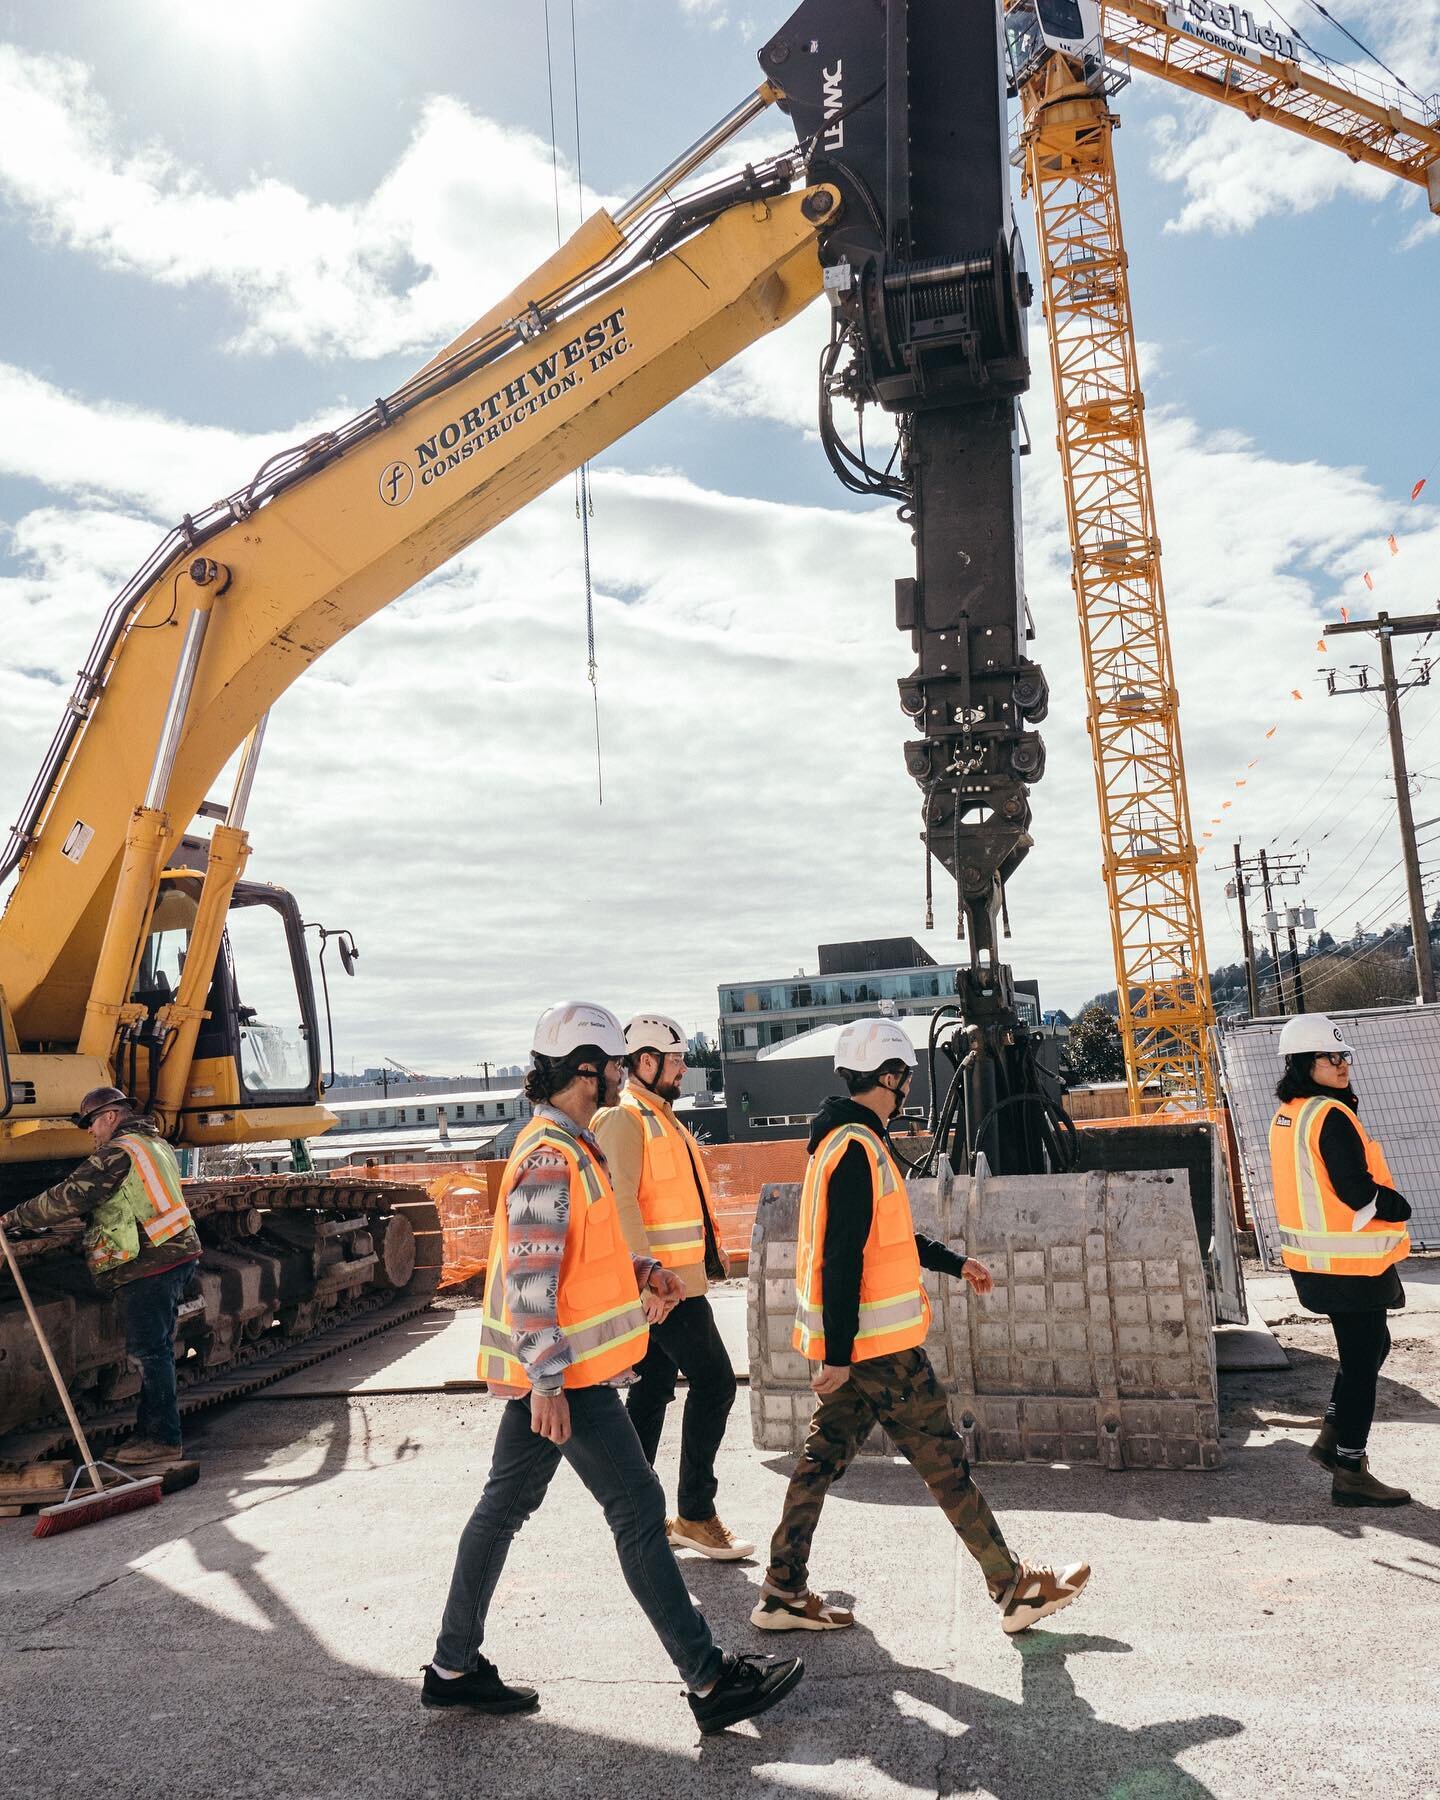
[748,1164,1220,1470]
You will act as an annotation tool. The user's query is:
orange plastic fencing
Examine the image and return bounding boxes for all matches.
[701,1140,808,1260]
[331,1139,810,1285]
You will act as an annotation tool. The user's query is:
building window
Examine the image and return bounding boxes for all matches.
[397,1109,407,1123]
[357,1112,369,1127]
[455,1105,465,1119]
[417,1109,428,1123]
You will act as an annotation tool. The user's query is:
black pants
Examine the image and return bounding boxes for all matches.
[1329,1311,1391,1451]
[625,1295,737,1520]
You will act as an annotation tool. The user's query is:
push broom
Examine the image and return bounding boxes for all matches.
[0,1223,162,1536]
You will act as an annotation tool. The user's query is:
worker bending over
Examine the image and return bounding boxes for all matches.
[424,1003,803,1734]
[593,1013,753,1563]
[753,1019,1090,1637]
[3,1085,200,1468]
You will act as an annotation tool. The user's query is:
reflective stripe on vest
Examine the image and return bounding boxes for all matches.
[792,1121,930,1363]
[476,1116,648,1391]
[113,1134,194,1246]
[620,1086,710,1268]
[1268,1096,1409,1276]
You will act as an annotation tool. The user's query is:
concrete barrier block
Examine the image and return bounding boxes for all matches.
[748,1167,1220,1470]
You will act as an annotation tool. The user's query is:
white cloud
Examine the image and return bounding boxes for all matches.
[3,360,1434,1059]
[0,362,334,517]
[0,46,601,360]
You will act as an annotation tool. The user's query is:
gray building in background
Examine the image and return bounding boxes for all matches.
[718,937,1042,1142]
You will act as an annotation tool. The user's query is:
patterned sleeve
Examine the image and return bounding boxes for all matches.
[502,1147,574,1395]
[6,1144,132,1232]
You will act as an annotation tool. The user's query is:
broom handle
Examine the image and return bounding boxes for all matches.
[0,1224,106,1495]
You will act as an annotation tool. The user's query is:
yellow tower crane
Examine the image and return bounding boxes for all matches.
[1006,0,1440,1117]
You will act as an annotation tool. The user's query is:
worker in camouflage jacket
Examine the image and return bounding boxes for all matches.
[5,1086,201,1466]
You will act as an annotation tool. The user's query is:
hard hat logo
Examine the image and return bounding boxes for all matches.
[834,1017,918,1073]
[1276,1014,1356,1061]
[531,1001,626,1060]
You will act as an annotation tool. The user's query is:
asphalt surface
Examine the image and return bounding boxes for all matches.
[4,1266,1439,1799]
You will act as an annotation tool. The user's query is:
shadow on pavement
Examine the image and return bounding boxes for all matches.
[758,1346,1440,1577]
[690,1622,1241,1799]
[7,1392,1244,1800]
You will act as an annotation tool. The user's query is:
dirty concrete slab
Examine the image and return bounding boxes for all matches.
[4,1293,1439,1800]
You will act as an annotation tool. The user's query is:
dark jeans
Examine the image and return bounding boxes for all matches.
[1329,1311,1392,1450]
[625,1294,737,1520]
[433,1386,723,1690]
[118,1261,192,1448]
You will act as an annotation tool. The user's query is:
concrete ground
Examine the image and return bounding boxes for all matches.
[4,1262,1439,1800]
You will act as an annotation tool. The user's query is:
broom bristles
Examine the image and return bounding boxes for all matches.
[32,1475,162,1537]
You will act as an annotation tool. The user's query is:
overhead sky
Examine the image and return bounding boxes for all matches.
[1,0,1438,1075]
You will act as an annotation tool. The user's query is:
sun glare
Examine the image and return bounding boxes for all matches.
[171,0,314,55]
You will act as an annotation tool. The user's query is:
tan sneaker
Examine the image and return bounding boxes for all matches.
[750,1589,855,1631]
[667,1515,755,1560]
[112,1439,183,1467]
[999,1561,1091,1635]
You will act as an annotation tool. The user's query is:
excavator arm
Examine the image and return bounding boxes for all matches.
[0,120,831,1065]
[4,4,1059,1178]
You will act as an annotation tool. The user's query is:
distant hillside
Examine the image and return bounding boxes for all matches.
[1078,913,1436,1020]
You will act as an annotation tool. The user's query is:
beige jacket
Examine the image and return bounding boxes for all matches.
[592,1085,721,1299]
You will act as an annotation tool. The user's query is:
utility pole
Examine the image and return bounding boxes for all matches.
[1285,909,1308,1013]
[1227,843,1260,1016]
[1233,848,1308,1014]
[1323,609,1437,1003]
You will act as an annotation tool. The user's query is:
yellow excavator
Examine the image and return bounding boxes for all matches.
[1,1,1240,1471]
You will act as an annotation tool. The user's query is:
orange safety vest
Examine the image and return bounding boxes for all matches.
[793,1121,930,1363]
[620,1084,713,1268]
[476,1115,649,1391]
[1269,1096,1409,1277]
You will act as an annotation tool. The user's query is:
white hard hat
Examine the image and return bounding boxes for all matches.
[625,1013,687,1056]
[1277,1013,1355,1060]
[834,1017,917,1073]
[531,1001,626,1060]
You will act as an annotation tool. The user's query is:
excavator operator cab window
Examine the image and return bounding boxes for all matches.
[223,893,316,1099]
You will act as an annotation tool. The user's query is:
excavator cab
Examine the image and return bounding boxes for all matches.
[126,864,329,1147]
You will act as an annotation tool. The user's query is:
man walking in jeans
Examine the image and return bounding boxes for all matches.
[593,1013,754,1563]
[3,1085,200,1467]
[752,1018,1091,1638]
[424,1002,803,1733]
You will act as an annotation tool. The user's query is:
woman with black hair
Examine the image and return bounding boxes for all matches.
[1268,1013,1412,1507]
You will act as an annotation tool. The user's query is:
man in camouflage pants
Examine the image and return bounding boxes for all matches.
[752,1019,1091,1638]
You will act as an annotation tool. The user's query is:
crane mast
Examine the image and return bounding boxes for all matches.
[1009,0,1439,1115]
[1015,32,1218,1113]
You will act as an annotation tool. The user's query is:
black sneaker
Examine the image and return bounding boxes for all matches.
[420,1659,539,1714]
[687,1652,804,1735]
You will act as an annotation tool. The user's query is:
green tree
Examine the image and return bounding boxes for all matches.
[1067,1004,1126,1083]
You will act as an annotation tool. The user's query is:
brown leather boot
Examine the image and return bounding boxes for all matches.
[1331,1457,1411,1507]
[1308,1420,1339,1470]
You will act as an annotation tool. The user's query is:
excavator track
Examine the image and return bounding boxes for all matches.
[0,1173,449,1470]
